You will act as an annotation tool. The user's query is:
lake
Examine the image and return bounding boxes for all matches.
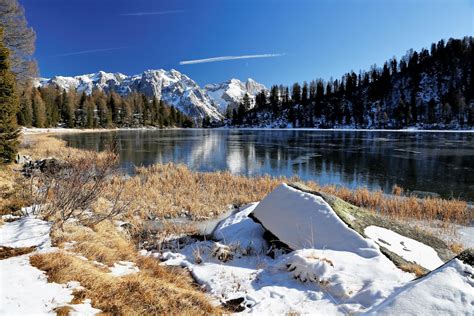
[57,129,474,201]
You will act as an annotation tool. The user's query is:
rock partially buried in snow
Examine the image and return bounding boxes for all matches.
[251,183,379,258]
[364,225,444,270]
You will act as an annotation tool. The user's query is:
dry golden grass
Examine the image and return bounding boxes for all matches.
[19,134,80,161]
[391,184,404,196]
[30,251,220,315]
[449,242,465,255]
[51,221,136,266]
[53,306,74,316]
[304,182,470,224]
[0,165,30,215]
[399,263,426,277]
[42,219,221,314]
[112,163,283,220]
[0,245,36,259]
[109,163,469,225]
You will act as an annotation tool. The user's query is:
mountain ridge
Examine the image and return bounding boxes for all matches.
[36,69,267,122]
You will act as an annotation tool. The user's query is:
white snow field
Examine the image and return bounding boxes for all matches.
[0,214,101,315]
[159,183,473,314]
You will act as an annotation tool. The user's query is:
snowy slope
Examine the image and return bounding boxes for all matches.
[366,256,474,315]
[204,78,266,113]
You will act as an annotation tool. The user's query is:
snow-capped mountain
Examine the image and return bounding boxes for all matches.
[204,78,266,113]
[38,69,267,122]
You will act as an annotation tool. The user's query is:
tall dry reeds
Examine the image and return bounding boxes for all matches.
[304,182,470,224]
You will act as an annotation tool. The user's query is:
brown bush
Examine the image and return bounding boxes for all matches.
[29,149,130,228]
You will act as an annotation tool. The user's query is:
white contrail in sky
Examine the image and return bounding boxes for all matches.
[120,10,185,16]
[52,47,127,57]
[179,53,285,65]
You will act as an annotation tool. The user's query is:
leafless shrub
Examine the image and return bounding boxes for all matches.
[29,149,130,228]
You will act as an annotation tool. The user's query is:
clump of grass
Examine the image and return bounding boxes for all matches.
[399,263,426,277]
[52,221,137,266]
[0,165,31,215]
[19,134,83,161]
[392,184,404,196]
[30,251,220,315]
[448,242,465,254]
[0,245,36,259]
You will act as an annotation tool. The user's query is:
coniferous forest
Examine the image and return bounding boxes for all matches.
[229,37,474,129]
[17,86,195,129]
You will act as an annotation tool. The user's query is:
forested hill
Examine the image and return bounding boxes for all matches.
[227,37,474,129]
[17,87,195,129]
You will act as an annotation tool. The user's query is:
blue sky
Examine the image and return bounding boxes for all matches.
[21,0,473,86]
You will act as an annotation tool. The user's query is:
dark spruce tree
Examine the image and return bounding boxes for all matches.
[0,28,20,163]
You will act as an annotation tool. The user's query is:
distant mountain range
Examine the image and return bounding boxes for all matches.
[36,69,266,122]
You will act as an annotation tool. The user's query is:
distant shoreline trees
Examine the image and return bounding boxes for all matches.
[229,37,474,129]
[17,86,195,129]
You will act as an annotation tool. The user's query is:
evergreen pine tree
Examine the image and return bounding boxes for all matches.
[31,89,46,127]
[17,84,32,126]
[85,98,95,128]
[0,28,20,163]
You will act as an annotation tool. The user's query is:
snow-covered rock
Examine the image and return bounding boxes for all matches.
[367,250,474,315]
[160,201,414,314]
[251,183,379,257]
[364,225,444,270]
[204,78,266,113]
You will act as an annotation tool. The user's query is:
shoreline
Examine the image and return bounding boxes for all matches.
[21,126,474,135]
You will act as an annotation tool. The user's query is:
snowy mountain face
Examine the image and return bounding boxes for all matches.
[39,69,266,122]
[204,78,266,113]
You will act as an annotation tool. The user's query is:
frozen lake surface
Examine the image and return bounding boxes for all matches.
[58,129,474,201]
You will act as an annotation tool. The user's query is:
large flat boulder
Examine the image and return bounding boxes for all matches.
[251,183,379,258]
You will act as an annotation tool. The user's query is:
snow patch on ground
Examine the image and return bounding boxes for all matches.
[0,214,101,314]
[364,225,444,270]
[366,258,474,315]
[0,217,52,249]
[456,225,474,248]
[109,261,140,277]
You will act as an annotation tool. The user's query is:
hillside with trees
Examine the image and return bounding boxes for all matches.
[17,85,195,129]
[229,37,474,129]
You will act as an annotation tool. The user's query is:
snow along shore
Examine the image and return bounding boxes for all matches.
[155,184,473,314]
